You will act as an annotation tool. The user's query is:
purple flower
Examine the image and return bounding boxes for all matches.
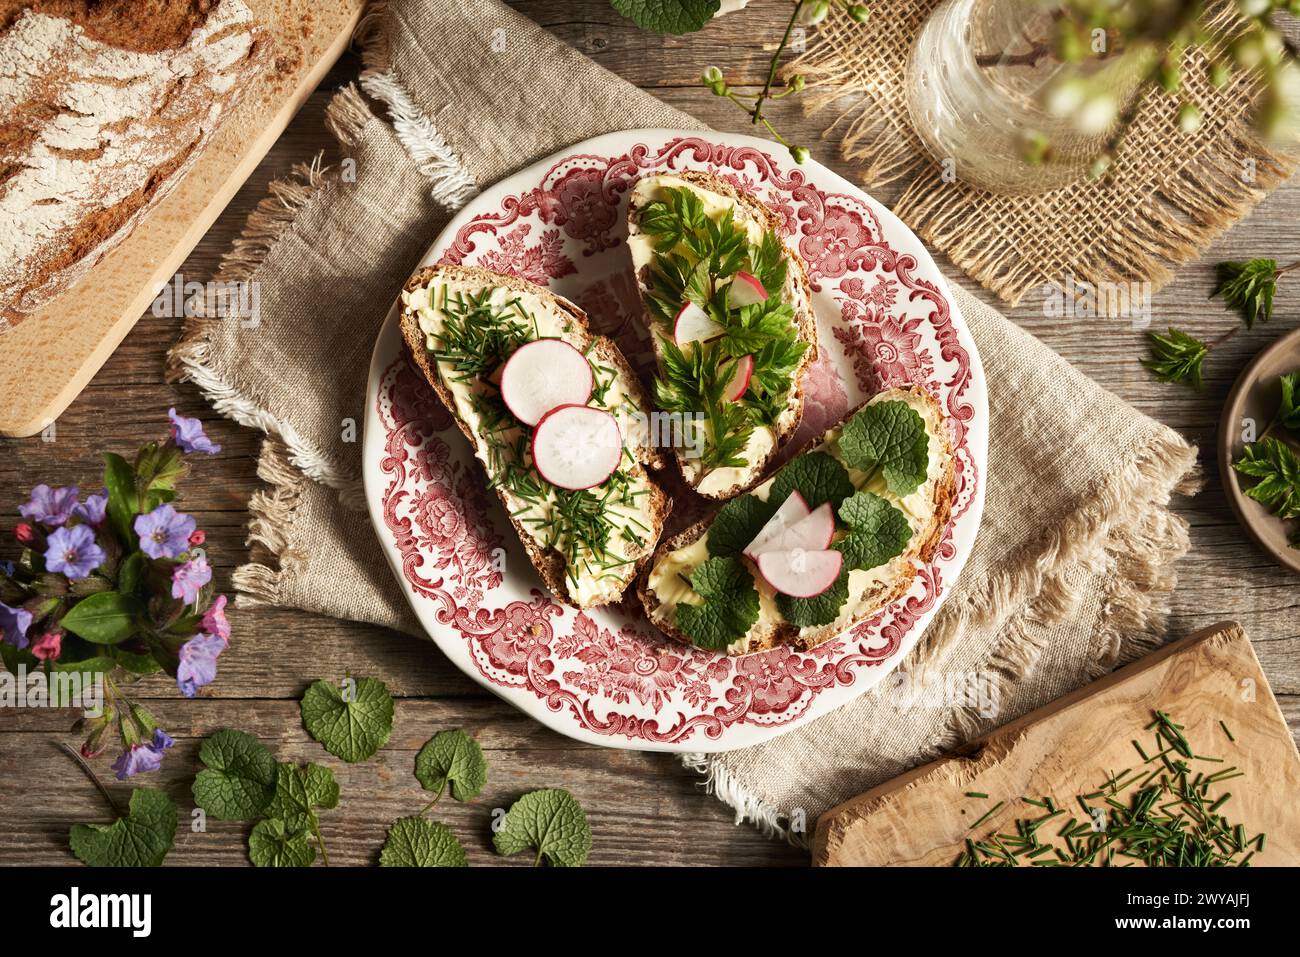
[44,525,106,580]
[177,632,226,697]
[133,503,196,560]
[73,489,108,526]
[172,555,212,606]
[111,728,175,780]
[0,601,33,649]
[19,484,79,527]
[168,408,221,455]
[201,594,231,641]
[0,560,13,577]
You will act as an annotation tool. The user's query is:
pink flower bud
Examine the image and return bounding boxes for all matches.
[15,523,34,543]
[189,529,206,546]
[31,631,62,662]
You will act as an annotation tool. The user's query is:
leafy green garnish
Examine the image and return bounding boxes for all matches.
[493,788,592,867]
[838,401,930,496]
[248,817,315,868]
[415,729,487,802]
[1212,259,1278,328]
[777,568,851,628]
[1233,437,1300,520]
[427,285,533,383]
[380,817,468,867]
[192,729,277,821]
[835,491,912,571]
[611,0,719,34]
[1279,371,1300,432]
[1142,327,1209,390]
[769,450,856,511]
[675,556,760,650]
[266,762,338,865]
[300,677,394,763]
[706,493,776,557]
[637,184,710,251]
[70,788,176,867]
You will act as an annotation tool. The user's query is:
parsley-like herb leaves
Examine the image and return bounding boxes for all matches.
[380,817,468,867]
[192,729,277,821]
[838,401,930,496]
[70,788,176,867]
[415,728,487,802]
[300,677,394,763]
[675,555,760,649]
[1142,327,1209,390]
[835,491,912,571]
[493,788,593,867]
[1279,371,1300,432]
[1211,259,1279,328]
[1233,437,1300,522]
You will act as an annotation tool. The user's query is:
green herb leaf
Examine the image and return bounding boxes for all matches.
[300,677,394,763]
[675,555,760,650]
[706,494,777,557]
[60,592,142,645]
[611,0,720,35]
[414,728,487,802]
[1279,371,1300,432]
[835,491,913,571]
[1212,258,1277,328]
[266,762,339,835]
[770,450,856,511]
[493,788,592,867]
[70,788,176,867]
[1233,437,1300,520]
[248,817,315,867]
[1142,327,1209,390]
[192,729,277,821]
[838,401,930,497]
[637,185,709,250]
[103,452,138,546]
[777,568,851,627]
[380,817,468,867]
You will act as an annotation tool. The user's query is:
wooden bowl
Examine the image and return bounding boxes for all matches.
[1219,326,1300,575]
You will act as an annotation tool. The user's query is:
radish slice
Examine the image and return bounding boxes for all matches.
[499,339,593,426]
[758,502,836,556]
[729,271,768,307]
[723,354,753,402]
[744,491,810,558]
[531,405,623,490]
[673,302,724,346]
[757,548,843,598]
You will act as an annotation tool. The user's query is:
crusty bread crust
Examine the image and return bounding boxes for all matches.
[627,170,819,501]
[399,264,670,609]
[638,385,956,655]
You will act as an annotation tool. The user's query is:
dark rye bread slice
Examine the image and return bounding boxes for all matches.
[627,169,818,500]
[399,264,670,609]
[638,386,956,656]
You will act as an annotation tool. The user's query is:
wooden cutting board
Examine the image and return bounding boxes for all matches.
[0,0,364,438]
[814,622,1300,866]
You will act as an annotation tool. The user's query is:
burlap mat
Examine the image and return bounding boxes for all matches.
[169,0,1199,842]
[796,1,1297,306]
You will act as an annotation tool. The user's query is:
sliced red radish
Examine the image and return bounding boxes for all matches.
[744,491,810,558]
[673,301,723,346]
[729,271,768,307]
[757,548,843,598]
[499,339,593,426]
[722,354,753,402]
[531,404,623,490]
[759,502,836,555]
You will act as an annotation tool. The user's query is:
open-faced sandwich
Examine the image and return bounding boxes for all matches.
[400,265,670,609]
[627,171,818,500]
[638,386,955,655]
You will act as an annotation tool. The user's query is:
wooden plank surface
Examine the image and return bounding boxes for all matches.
[1,1,1298,867]
[814,622,1300,866]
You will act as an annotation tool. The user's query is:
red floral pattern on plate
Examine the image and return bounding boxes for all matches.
[367,133,985,750]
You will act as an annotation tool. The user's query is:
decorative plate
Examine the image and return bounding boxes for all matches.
[362,129,987,752]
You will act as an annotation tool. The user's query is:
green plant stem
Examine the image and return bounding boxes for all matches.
[312,818,330,867]
[418,782,446,817]
[751,0,804,126]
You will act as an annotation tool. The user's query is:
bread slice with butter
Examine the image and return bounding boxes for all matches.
[627,171,818,501]
[399,264,670,609]
[638,386,955,656]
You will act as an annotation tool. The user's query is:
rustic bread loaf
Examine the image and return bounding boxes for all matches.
[0,1,266,330]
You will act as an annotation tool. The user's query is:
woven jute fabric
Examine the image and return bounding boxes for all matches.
[795,1,1297,306]
[170,0,1199,841]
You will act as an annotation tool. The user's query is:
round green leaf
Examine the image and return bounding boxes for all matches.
[70,788,176,867]
[493,788,592,867]
[300,677,394,763]
[248,818,315,867]
[414,729,487,801]
[192,730,277,821]
[379,817,467,867]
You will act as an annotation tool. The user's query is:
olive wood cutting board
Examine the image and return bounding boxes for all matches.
[813,621,1300,866]
[0,0,365,438]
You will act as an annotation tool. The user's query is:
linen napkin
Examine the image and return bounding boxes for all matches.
[170,0,1198,840]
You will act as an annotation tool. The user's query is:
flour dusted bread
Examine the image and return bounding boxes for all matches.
[0,1,266,329]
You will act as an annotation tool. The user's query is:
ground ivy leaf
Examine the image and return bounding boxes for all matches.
[379,817,467,867]
[414,729,487,801]
[769,450,856,511]
[707,494,776,557]
[248,817,315,867]
[835,492,913,571]
[838,400,930,497]
[266,762,339,834]
[192,729,277,821]
[610,0,720,35]
[70,788,176,867]
[493,788,592,867]
[675,555,760,650]
[300,677,394,762]
[777,568,850,628]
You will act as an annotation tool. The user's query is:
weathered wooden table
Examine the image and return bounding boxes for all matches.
[2,2,1296,867]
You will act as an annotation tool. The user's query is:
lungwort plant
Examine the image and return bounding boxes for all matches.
[0,410,230,779]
